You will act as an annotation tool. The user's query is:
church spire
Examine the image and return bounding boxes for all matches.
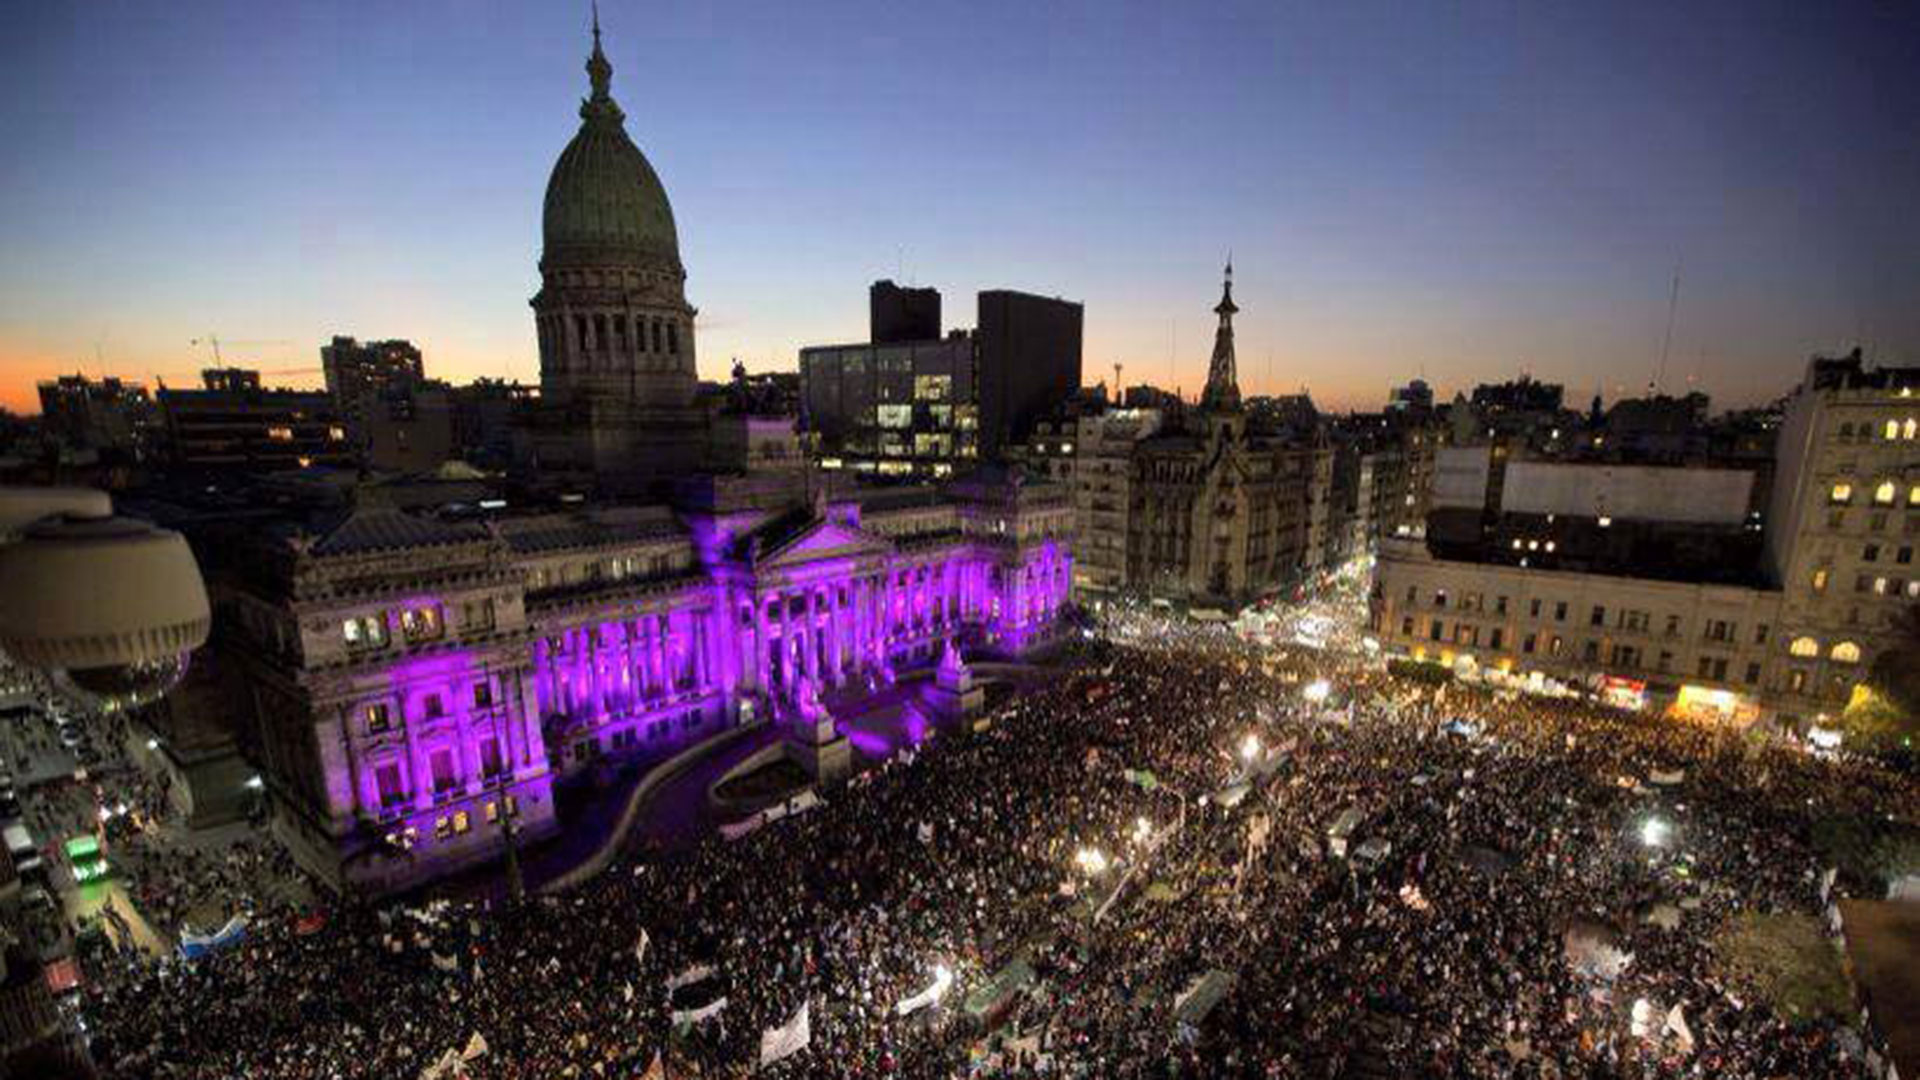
[1201,261,1241,412]
[582,2,623,123]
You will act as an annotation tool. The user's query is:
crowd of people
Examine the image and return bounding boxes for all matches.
[73,592,1917,1078]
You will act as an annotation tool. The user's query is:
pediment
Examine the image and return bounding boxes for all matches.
[758,519,892,567]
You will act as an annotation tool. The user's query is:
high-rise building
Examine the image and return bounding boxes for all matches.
[976,289,1083,459]
[36,374,157,457]
[321,337,423,408]
[800,334,979,479]
[869,280,941,344]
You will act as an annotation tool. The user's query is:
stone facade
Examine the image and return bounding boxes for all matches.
[220,477,1073,895]
[1122,268,1328,608]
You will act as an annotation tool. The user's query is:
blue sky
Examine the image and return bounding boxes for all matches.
[2,0,1915,413]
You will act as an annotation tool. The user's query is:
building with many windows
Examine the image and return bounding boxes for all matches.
[1370,349,1920,726]
[216,472,1073,895]
[157,368,355,473]
[192,22,1078,896]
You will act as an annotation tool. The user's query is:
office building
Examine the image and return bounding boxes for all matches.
[870,280,941,344]
[976,290,1083,459]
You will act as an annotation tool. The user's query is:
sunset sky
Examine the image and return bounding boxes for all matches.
[2,1,1916,416]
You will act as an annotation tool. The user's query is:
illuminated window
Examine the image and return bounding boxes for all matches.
[1789,636,1819,658]
[1910,485,1920,506]
[1906,418,1919,440]
[366,702,391,733]
[1830,641,1862,664]
[267,425,293,442]
[451,810,471,834]
[328,425,347,441]
[400,606,443,642]
[1829,482,1853,505]
[342,615,388,649]
[1886,419,1901,440]
[1811,568,1829,591]
[1876,481,1897,505]
[484,800,499,823]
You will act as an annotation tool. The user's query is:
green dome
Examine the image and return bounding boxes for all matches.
[540,30,679,271]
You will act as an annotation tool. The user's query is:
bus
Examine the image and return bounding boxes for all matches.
[65,834,110,884]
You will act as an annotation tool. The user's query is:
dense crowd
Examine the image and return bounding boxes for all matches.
[75,599,1917,1078]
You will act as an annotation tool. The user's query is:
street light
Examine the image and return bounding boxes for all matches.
[1639,817,1671,848]
[1073,846,1108,875]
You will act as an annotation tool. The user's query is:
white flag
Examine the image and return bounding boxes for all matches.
[461,1032,489,1060]
[672,997,728,1027]
[758,1000,811,1068]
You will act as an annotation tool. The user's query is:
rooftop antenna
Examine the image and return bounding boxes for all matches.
[1168,319,1176,393]
[1654,258,1681,395]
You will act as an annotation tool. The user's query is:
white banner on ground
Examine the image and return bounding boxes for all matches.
[667,964,716,992]
[894,965,954,1016]
[758,1000,811,1068]
[672,997,728,1027]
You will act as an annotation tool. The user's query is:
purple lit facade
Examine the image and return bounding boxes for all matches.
[223,475,1073,895]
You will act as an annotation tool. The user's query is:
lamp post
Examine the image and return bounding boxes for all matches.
[501,797,525,904]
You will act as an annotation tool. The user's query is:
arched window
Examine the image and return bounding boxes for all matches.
[1906,418,1919,440]
[1876,480,1898,505]
[1886,419,1901,440]
[1830,641,1862,664]
[1789,636,1819,658]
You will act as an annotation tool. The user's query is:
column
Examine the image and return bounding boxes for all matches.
[825,585,844,684]
[649,614,668,697]
[802,590,820,682]
[402,694,430,811]
[779,590,795,689]
[752,592,771,691]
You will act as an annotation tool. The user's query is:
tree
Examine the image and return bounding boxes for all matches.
[1842,601,1920,754]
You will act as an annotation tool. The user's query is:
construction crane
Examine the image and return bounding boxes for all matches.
[190,335,293,366]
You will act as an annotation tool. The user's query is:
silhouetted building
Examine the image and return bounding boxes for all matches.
[1388,378,1434,413]
[158,369,354,473]
[321,337,424,409]
[1470,375,1563,416]
[521,18,706,484]
[976,289,1082,459]
[869,280,941,344]
[36,374,157,457]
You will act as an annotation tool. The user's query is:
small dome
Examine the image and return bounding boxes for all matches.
[540,25,679,272]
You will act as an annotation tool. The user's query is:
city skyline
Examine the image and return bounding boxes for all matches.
[4,1,1918,416]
